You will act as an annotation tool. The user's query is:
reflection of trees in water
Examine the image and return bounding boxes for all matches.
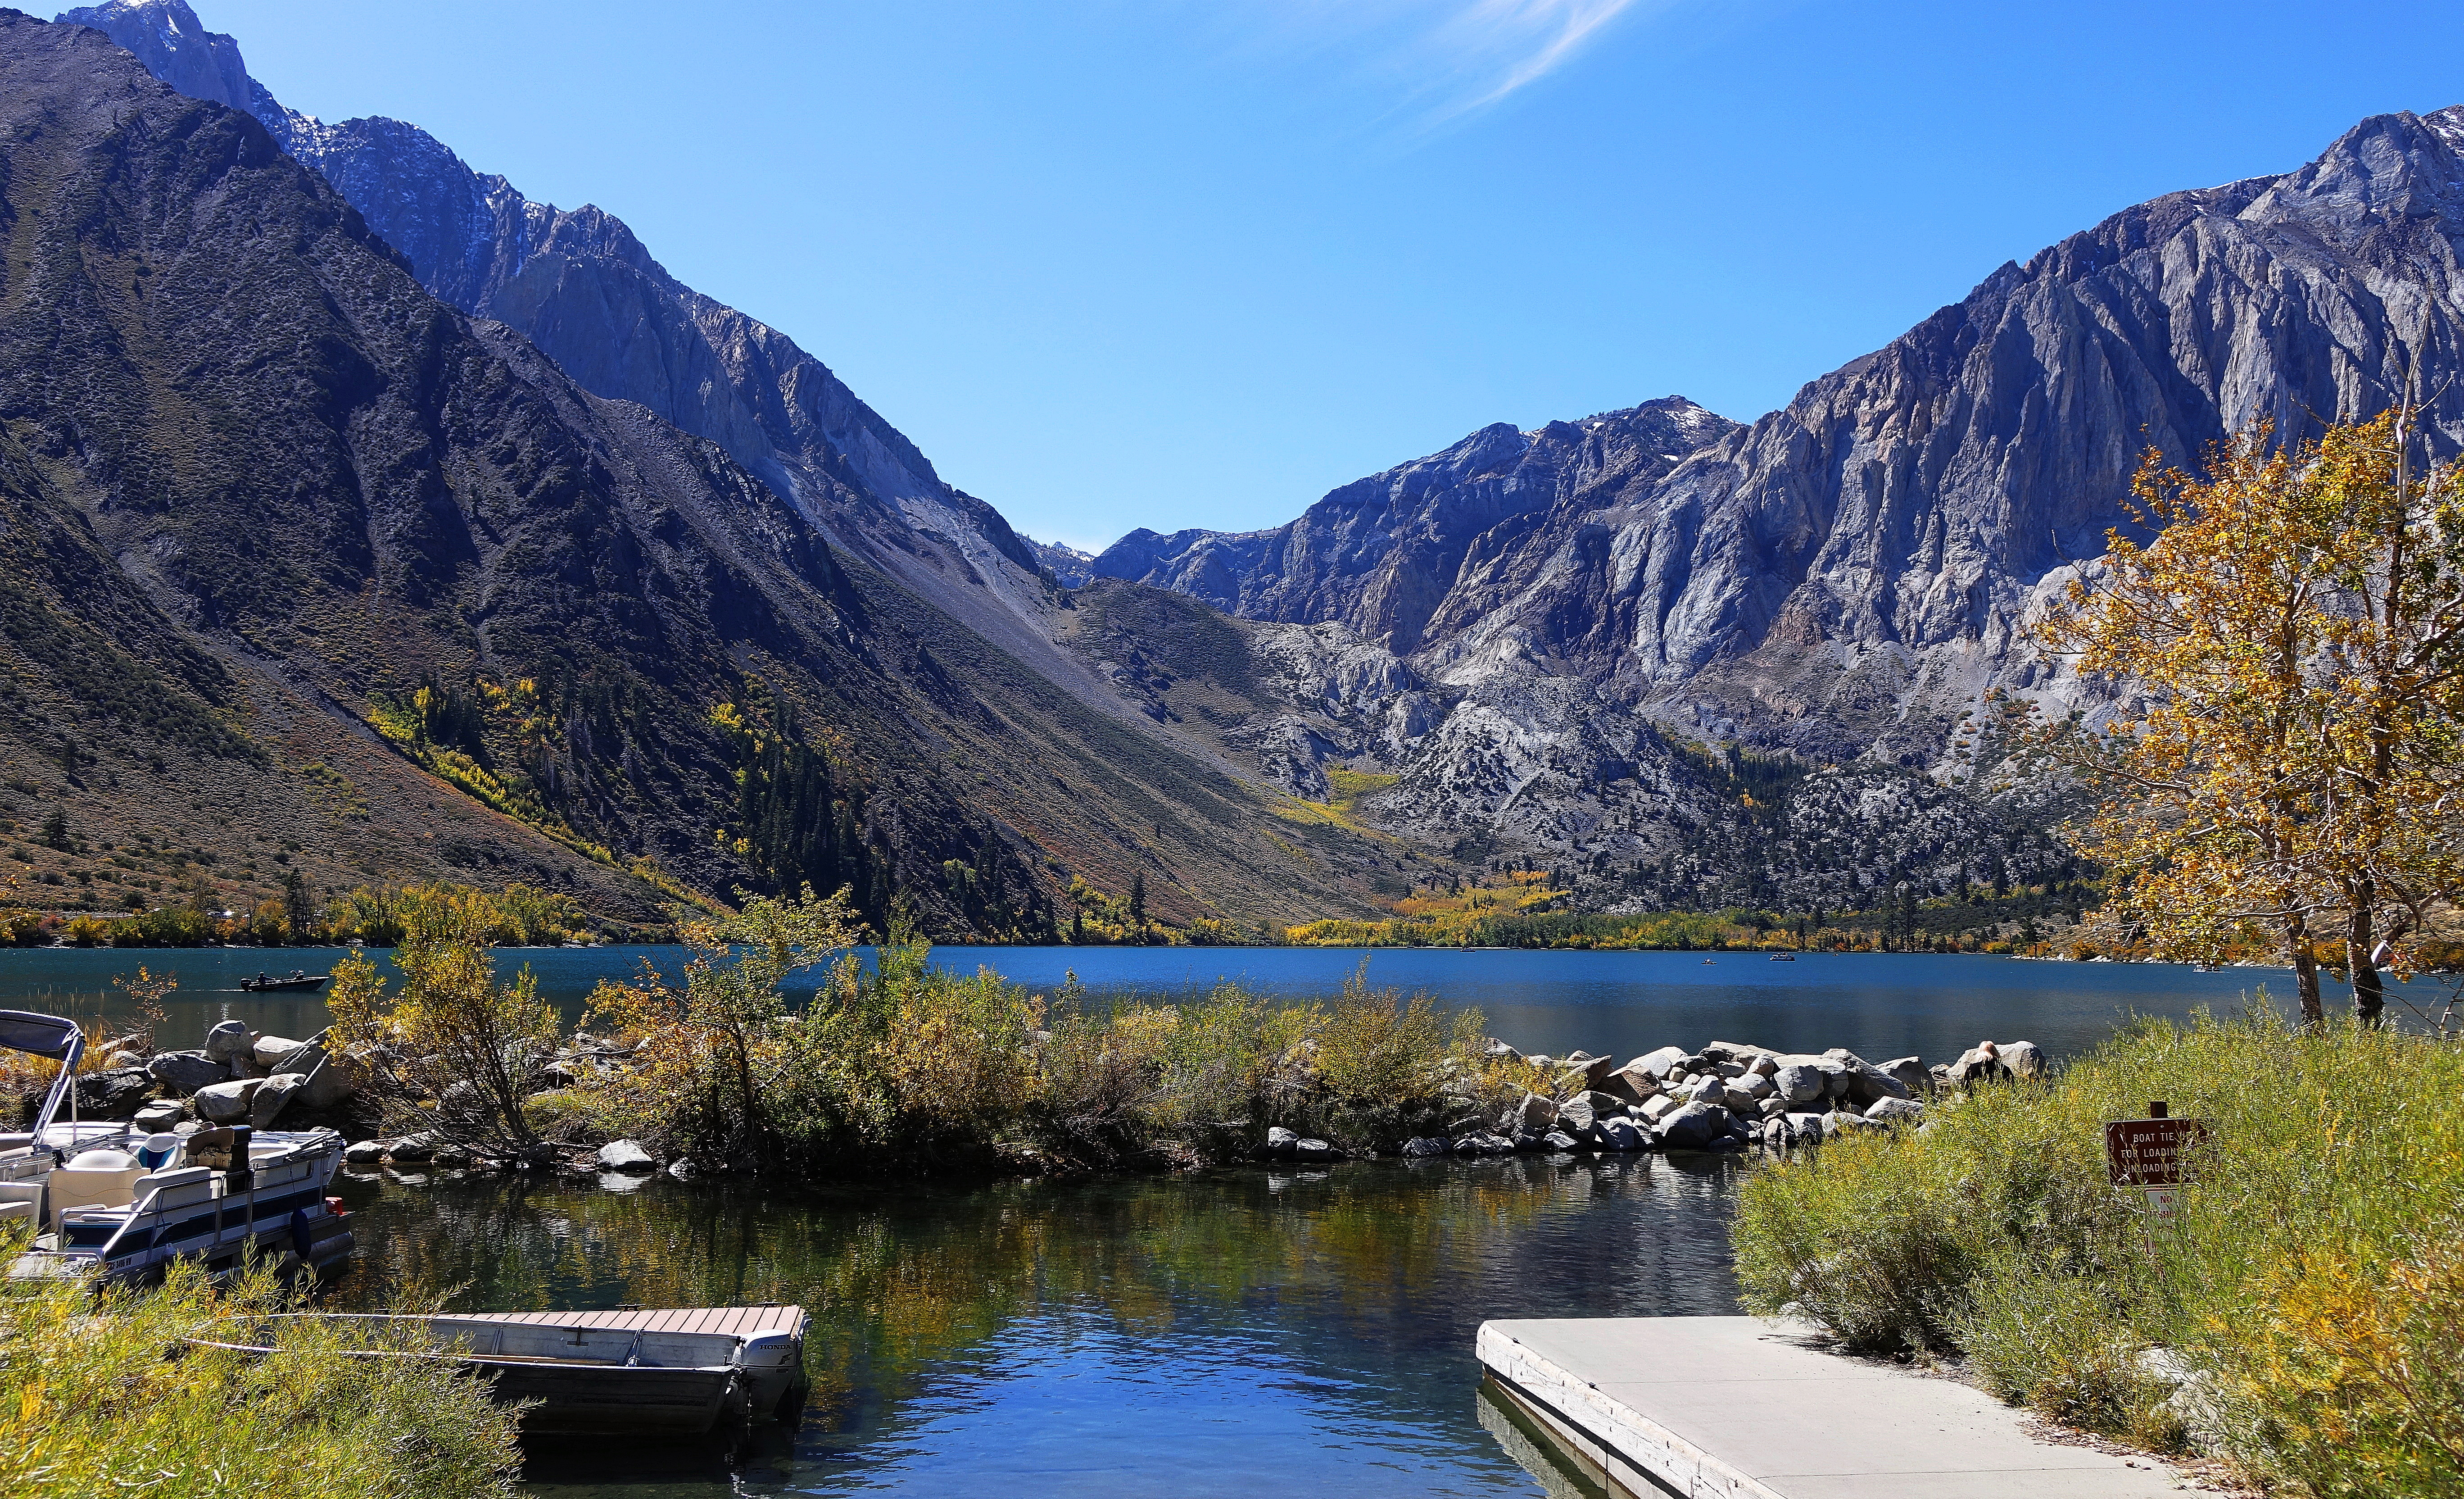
[333,1158,1740,1432]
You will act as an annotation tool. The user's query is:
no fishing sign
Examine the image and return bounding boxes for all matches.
[2106,1101,2208,1223]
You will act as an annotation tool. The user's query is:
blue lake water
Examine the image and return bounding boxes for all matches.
[0,942,2367,1496]
[0,942,2328,1063]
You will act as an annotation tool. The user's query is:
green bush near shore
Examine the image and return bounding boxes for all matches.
[571,891,1505,1173]
[1731,1009,2464,1496]
[0,1254,522,1498]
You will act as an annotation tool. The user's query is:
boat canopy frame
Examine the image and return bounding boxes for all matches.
[0,1009,84,1144]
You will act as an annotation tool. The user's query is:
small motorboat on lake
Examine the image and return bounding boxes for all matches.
[240,970,330,993]
[191,1305,811,1436]
[0,1008,352,1284]
[1770,954,1798,962]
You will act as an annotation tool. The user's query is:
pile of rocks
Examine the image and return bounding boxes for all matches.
[139,1020,361,1131]
[1408,1038,2044,1158]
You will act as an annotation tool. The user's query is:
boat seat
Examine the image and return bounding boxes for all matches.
[0,1181,40,1226]
[133,1167,217,1212]
[48,1154,148,1227]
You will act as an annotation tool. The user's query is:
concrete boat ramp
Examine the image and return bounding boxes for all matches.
[1477,1317,2190,1499]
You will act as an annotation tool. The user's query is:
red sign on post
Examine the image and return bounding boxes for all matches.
[2106,1116,2206,1186]
[2106,1104,2208,1224]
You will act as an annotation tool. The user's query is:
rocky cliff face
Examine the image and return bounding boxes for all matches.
[1096,108,2464,911]
[1099,397,1738,654]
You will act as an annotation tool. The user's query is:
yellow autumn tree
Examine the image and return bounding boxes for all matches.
[2040,411,2464,1025]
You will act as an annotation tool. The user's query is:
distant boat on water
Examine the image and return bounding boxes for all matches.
[239,971,329,993]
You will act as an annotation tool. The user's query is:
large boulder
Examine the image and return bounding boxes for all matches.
[1555,1053,1617,1092]
[1720,1077,1768,1111]
[252,1035,309,1072]
[300,1046,367,1108]
[1655,1101,1730,1151]
[72,1067,154,1119]
[1540,1130,1578,1152]
[598,1139,660,1172]
[385,1131,439,1163]
[1943,1044,2010,1086]
[1997,1041,2046,1078]
[1291,1138,1337,1163]
[1401,1136,1448,1157]
[1701,1040,1780,1067]
[1629,1045,1689,1081]
[1597,1066,1661,1106]
[147,1050,225,1097]
[343,1139,386,1164]
[250,1073,305,1127]
[1641,1094,1680,1123]
[1824,1049,1914,1107]
[192,1078,263,1125]
[1511,1091,1559,1132]
[1264,1126,1300,1159]
[1595,1116,1645,1151]
[202,1021,254,1063]
[1866,1096,1925,1124]
[1880,1056,1930,1095]
[1783,1111,1829,1146]
[1556,1094,1599,1134]
[1772,1063,1828,1104]
[132,1099,185,1132]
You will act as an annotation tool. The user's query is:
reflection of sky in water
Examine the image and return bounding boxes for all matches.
[5,944,2344,1064]
[330,1158,1737,1498]
[799,1315,1503,1496]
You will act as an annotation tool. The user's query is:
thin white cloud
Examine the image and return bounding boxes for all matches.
[1427,0,1646,115]
[1233,0,1658,129]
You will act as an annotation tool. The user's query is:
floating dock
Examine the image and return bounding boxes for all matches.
[1477,1317,2186,1499]
[446,1304,808,1340]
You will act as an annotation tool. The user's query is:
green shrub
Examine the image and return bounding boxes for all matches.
[0,1251,520,1497]
[578,917,1493,1174]
[1731,1007,2464,1495]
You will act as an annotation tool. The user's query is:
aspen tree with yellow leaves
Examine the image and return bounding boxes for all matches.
[2041,410,2464,1026]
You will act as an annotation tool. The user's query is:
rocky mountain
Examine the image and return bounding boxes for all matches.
[39,0,2464,929]
[53,0,1113,716]
[0,12,1401,936]
[1031,539,1098,588]
[1096,109,2464,913]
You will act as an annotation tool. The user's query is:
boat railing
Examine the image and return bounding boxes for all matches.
[92,1179,167,1263]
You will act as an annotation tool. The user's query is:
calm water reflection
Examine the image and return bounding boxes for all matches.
[329,1158,1739,1497]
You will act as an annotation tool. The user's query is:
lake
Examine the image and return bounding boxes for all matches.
[0,943,2323,1063]
[0,944,2346,1496]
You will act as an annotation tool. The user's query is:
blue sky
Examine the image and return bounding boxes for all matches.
[198,1,2464,552]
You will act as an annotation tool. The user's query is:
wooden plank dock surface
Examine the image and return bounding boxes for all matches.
[449,1305,808,1339]
[1478,1317,2188,1499]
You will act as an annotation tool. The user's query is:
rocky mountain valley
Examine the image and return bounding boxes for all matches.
[9,0,2464,936]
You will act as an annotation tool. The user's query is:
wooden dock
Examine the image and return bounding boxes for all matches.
[448,1305,808,1340]
[1477,1317,2188,1499]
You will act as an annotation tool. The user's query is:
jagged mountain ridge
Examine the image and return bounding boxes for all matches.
[52,0,1126,726]
[1095,107,2464,912]
[0,12,1399,935]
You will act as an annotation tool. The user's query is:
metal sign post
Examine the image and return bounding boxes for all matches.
[2104,1101,2208,1226]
